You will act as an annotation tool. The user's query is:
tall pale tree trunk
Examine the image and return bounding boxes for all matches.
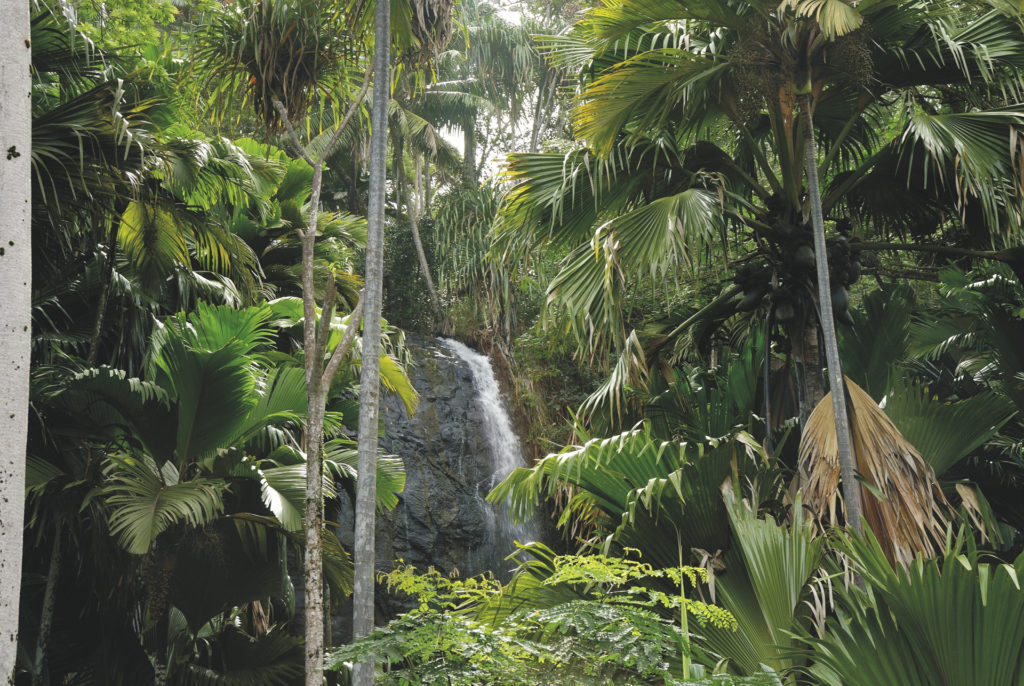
[529,70,551,153]
[408,198,441,323]
[801,94,863,533]
[0,5,32,682]
[352,0,390,682]
[462,115,476,188]
[413,151,424,216]
[273,68,371,686]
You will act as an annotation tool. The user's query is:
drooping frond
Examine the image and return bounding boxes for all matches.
[799,378,949,566]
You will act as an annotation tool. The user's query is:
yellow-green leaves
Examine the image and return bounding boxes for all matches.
[782,0,864,40]
[118,200,189,287]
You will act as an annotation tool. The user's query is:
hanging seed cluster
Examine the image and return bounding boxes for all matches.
[828,28,873,88]
[730,21,785,123]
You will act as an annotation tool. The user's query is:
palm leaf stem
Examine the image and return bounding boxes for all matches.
[855,241,1019,262]
[86,225,117,365]
[663,284,742,342]
[803,93,863,534]
[820,146,887,215]
[733,116,784,197]
[818,101,871,180]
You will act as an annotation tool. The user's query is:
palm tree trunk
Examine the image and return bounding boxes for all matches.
[529,70,553,153]
[32,534,61,686]
[802,94,863,534]
[87,228,118,365]
[408,206,442,324]
[397,140,441,322]
[352,1,390,682]
[0,5,32,680]
[424,152,433,218]
[463,115,477,187]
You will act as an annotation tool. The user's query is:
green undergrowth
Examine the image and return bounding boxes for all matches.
[325,550,782,685]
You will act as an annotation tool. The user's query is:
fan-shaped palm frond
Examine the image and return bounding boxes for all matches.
[703,493,825,675]
[883,377,1016,478]
[173,627,304,686]
[490,424,756,568]
[105,456,227,554]
[805,530,1024,686]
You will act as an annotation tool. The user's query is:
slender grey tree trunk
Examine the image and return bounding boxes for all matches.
[0,5,32,682]
[463,115,476,188]
[273,67,372,686]
[352,0,390,682]
[529,71,549,153]
[802,94,863,533]
[424,153,432,218]
[408,207,441,323]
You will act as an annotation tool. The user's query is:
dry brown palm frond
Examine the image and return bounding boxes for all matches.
[798,377,949,567]
[408,0,455,65]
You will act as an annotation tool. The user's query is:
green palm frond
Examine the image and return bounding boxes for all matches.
[173,627,304,686]
[883,378,1017,477]
[259,463,338,532]
[574,49,727,156]
[105,456,227,554]
[702,493,825,675]
[324,441,407,512]
[233,366,307,451]
[806,531,1024,686]
[32,76,157,224]
[146,304,275,464]
[489,425,745,566]
[40,364,176,461]
[782,0,863,39]
[837,285,914,399]
[547,188,723,351]
[118,200,190,287]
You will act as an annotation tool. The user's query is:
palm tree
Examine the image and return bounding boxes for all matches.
[24,300,412,683]
[499,0,1024,533]
[0,1,32,680]
[30,8,273,373]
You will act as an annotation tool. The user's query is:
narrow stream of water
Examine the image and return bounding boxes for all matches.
[439,338,539,573]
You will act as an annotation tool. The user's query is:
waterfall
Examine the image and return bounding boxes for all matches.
[439,338,538,575]
[329,335,544,638]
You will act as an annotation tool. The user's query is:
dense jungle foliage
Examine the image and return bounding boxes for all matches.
[11,0,1024,684]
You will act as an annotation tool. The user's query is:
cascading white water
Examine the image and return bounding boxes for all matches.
[439,338,538,574]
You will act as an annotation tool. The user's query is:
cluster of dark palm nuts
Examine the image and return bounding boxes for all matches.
[734,219,862,325]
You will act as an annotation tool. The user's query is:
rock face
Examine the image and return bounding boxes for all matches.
[330,335,538,639]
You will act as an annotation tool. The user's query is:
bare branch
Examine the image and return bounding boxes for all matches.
[321,291,365,389]
[317,65,374,167]
[314,271,338,365]
[271,98,316,167]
